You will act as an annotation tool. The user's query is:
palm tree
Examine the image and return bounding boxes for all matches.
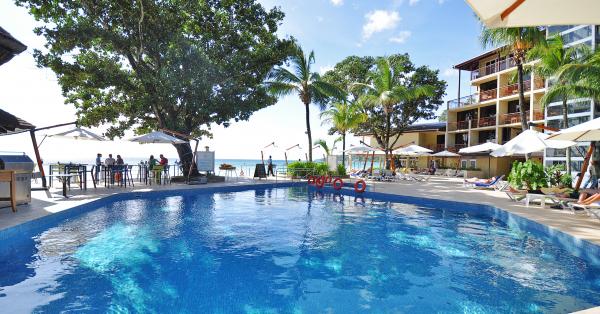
[313,138,341,158]
[355,57,434,168]
[481,27,546,131]
[528,36,589,174]
[320,101,367,165]
[264,44,345,161]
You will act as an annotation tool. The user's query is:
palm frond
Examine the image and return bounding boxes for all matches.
[263,81,299,98]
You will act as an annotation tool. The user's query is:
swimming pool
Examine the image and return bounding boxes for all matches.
[1,184,600,313]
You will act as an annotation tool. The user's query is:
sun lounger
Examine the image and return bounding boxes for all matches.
[568,203,600,219]
[505,189,527,202]
[464,175,505,190]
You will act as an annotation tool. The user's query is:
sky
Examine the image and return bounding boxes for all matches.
[0,0,484,163]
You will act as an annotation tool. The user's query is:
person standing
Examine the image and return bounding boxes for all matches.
[267,155,275,176]
[105,154,115,166]
[95,153,102,183]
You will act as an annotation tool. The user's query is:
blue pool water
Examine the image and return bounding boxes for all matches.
[1,186,600,313]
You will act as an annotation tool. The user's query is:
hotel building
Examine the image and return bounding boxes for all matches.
[362,25,599,177]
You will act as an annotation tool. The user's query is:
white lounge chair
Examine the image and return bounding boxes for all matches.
[568,203,600,219]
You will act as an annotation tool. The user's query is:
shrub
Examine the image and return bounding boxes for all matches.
[508,160,547,191]
[336,164,347,176]
[287,161,330,177]
[545,164,565,187]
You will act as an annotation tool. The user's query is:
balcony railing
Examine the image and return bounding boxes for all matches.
[501,110,544,125]
[499,78,545,97]
[448,120,474,131]
[448,93,479,109]
[477,116,496,127]
[471,58,517,80]
[479,88,497,102]
[448,144,467,153]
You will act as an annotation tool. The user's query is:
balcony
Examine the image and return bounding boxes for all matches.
[448,120,473,131]
[499,78,545,97]
[500,110,544,125]
[448,144,467,153]
[471,58,517,80]
[479,88,497,102]
[477,116,496,128]
[448,94,479,110]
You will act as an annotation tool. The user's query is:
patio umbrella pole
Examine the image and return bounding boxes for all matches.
[575,144,594,191]
[29,130,46,189]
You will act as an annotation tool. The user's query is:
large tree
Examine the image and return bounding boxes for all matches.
[16,0,293,173]
[481,27,546,132]
[264,44,344,161]
[353,55,445,169]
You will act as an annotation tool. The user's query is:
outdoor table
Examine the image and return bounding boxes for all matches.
[47,173,80,198]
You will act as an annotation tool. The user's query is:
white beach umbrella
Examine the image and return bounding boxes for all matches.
[344,145,376,154]
[458,142,502,154]
[129,131,186,144]
[547,117,600,142]
[49,127,106,141]
[393,144,433,155]
[466,0,600,28]
[432,150,460,157]
[491,129,575,157]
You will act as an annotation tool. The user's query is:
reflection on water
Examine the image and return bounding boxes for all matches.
[0,187,599,312]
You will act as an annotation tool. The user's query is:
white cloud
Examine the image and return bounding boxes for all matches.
[362,10,401,40]
[319,65,334,75]
[409,0,420,5]
[442,68,458,77]
[389,31,411,44]
[330,0,343,6]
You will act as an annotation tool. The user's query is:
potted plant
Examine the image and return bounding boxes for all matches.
[508,160,547,192]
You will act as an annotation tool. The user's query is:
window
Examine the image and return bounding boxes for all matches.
[461,160,467,168]
[548,25,576,35]
[469,160,476,169]
[561,26,592,44]
[547,116,590,130]
[546,100,592,117]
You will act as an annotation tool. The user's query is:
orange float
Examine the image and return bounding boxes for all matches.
[315,176,325,188]
[354,180,366,193]
[332,178,344,190]
[307,176,316,185]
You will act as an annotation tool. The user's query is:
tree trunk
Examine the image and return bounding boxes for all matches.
[304,102,313,162]
[516,62,530,160]
[563,97,571,174]
[173,142,199,177]
[385,112,391,170]
[517,62,528,132]
[342,133,346,167]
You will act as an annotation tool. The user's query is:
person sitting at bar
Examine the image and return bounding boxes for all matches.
[149,155,157,170]
[116,155,124,165]
[114,154,125,182]
[159,154,169,173]
[95,153,102,183]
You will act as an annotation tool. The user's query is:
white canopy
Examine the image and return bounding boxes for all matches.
[547,117,600,142]
[432,150,460,157]
[491,130,575,157]
[344,146,375,154]
[459,142,502,154]
[393,144,433,155]
[129,131,186,144]
[466,0,600,28]
[49,127,105,141]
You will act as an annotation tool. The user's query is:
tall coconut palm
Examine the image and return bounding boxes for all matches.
[264,44,345,161]
[528,36,589,174]
[320,100,367,165]
[355,57,435,168]
[481,27,546,131]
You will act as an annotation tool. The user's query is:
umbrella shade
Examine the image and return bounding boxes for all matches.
[393,144,433,155]
[458,142,502,154]
[344,145,376,154]
[491,130,575,157]
[547,117,600,142]
[0,26,27,67]
[0,109,35,136]
[466,0,600,28]
[432,150,460,157]
[129,131,186,144]
[49,127,105,141]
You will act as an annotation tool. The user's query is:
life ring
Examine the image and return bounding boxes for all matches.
[315,176,325,188]
[332,178,343,190]
[307,176,316,185]
[354,180,366,193]
[325,176,333,184]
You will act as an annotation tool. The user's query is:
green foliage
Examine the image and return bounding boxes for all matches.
[508,160,548,191]
[264,43,345,161]
[16,0,293,171]
[336,164,347,176]
[560,173,573,188]
[438,109,447,122]
[545,164,565,187]
[287,161,330,177]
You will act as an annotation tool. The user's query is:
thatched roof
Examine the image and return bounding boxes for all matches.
[0,26,27,66]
